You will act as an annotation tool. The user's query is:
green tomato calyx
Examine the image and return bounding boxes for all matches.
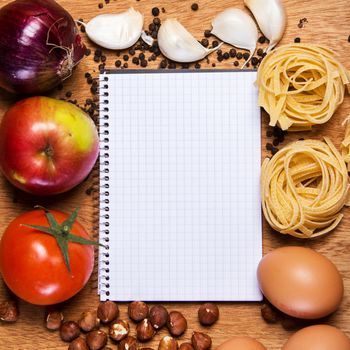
[22,206,102,273]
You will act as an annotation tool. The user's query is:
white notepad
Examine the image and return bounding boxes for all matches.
[99,70,262,301]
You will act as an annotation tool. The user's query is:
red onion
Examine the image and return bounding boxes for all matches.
[0,0,85,95]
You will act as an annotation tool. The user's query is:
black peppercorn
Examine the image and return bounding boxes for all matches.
[191,3,199,11]
[152,7,160,16]
[204,30,211,38]
[201,39,209,47]
[258,35,266,44]
[251,57,259,66]
[229,48,236,58]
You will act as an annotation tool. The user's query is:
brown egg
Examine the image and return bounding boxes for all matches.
[282,325,350,350]
[257,247,343,319]
[216,336,267,350]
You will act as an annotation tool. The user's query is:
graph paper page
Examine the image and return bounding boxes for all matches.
[99,70,262,301]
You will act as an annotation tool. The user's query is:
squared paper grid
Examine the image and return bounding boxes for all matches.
[99,70,262,301]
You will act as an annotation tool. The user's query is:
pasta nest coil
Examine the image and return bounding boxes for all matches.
[261,138,350,238]
[257,44,350,131]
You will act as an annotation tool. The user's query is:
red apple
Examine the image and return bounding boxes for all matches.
[0,96,99,195]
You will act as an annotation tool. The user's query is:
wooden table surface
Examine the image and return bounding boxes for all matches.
[0,0,349,349]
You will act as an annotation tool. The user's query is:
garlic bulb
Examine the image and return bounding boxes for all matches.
[158,19,220,63]
[211,8,258,68]
[85,8,144,50]
[244,0,286,52]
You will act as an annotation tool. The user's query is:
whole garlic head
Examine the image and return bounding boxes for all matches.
[158,19,221,63]
[244,0,286,52]
[85,8,144,50]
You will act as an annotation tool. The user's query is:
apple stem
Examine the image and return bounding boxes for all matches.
[44,144,54,158]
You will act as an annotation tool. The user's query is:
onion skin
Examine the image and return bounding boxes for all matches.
[0,0,85,95]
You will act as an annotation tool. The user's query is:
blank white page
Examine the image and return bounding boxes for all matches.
[99,70,262,301]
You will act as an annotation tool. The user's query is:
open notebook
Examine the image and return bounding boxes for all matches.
[99,70,262,301]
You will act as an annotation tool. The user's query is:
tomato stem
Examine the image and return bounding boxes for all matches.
[22,207,103,273]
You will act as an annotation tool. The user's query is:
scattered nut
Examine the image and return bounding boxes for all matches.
[128,301,149,322]
[97,301,119,324]
[119,336,137,350]
[179,343,194,350]
[191,332,212,350]
[280,315,303,330]
[136,318,155,342]
[68,337,89,350]
[198,303,219,326]
[60,321,80,342]
[86,329,108,350]
[79,311,100,332]
[150,305,168,330]
[45,309,64,330]
[109,319,130,342]
[167,311,187,337]
[0,300,19,322]
[141,348,154,350]
[260,303,279,324]
[158,336,178,350]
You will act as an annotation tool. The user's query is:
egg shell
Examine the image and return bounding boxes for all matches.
[257,246,343,319]
[216,336,267,350]
[282,325,350,350]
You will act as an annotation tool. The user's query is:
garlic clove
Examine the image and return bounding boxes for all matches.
[85,8,144,50]
[157,19,221,63]
[244,0,286,52]
[211,8,258,68]
[141,30,154,47]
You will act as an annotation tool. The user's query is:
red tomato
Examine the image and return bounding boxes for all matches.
[0,209,94,305]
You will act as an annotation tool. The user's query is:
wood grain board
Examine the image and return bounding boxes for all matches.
[0,0,349,349]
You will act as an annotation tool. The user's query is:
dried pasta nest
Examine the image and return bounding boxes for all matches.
[261,138,350,238]
[341,114,350,170]
[257,44,350,131]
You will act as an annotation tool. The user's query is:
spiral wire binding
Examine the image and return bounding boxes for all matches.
[99,74,111,299]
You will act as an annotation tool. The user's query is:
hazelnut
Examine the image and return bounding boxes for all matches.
[191,332,212,350]
[150,305,168,330]
[119,336,137,350]
[68,337,89,350]
[136,318,155,342]
[167,311,187,337]
[97,301,119,324]
[158,336,178,350]
[60,321,80,342]
[260,303,279,324]
[86,330,108,350]
[109,319,130,342]
[0,300,19,322]
[45,309,64,330]
[281,315,303,330]
[79,311,100,332]
[197,303,219,326]
[128,301,149,322]
[179,343,194,350]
